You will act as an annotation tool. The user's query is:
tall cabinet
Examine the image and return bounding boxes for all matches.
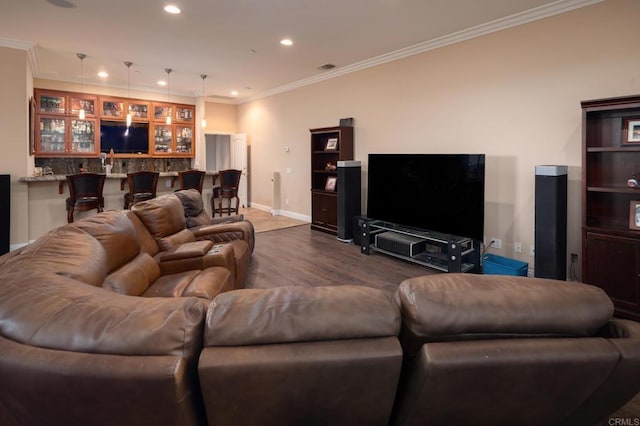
[582,95,640,321]
[310,126,354,234]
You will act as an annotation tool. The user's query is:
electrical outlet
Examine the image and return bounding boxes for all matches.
[571,253,578,262]
[530,244,535,256]
[165,179,171,188]
[514,242,522,253]
[491,238,502,249]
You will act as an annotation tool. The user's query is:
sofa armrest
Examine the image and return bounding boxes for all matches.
[160,241,214,261]
[191,220,255,252]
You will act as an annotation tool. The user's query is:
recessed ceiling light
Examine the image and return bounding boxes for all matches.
[230,91,238,96]
[280,39,293,46]
[47,0,76,8]
[157,80,167,86]
[97,71,108,78]
[164,4,181,14]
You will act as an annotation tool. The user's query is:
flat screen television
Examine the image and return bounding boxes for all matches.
[366,153,485,241]
[100,120,149,154]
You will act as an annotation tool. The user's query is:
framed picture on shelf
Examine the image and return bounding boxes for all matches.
[325,176,337,191]
[630,201,640,230]
[326,138,338,150]
[623,118,640,144]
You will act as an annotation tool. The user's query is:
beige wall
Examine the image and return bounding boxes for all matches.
[238,0,640,276]
[204,102,237,134]
[0,47,30,248]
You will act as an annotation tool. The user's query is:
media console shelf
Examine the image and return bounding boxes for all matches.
[360,220,480,273]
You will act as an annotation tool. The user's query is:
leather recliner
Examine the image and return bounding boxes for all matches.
[391,273,640,426]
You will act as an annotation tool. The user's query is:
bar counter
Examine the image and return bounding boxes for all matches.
[19,171,218,241]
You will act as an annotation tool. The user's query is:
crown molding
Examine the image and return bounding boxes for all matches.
[0,38,40,76]
[243,0,604,103]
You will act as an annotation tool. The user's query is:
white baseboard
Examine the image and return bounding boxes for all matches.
[248,202,311,222]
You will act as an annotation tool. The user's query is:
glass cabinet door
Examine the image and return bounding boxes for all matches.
[101,98,125,118]
[175,106,194,123]
[176,125,193,154]
[38,93,66,115]
[153,124,172,153]
[70,119,96,153]
[70,95,97,117]
[38,117,66,153]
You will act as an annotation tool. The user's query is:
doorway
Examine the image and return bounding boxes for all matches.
[205,133,248,208]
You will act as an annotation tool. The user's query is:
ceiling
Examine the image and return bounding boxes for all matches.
[0,0,599,103]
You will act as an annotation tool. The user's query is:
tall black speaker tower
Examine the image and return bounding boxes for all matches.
[534,165,567,280]
[337,161,361,243]
[0,174,9,255]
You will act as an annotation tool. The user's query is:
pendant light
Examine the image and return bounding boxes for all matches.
[124,61,133,127]
[165,68,172,125]
[77,53,86,119]
[200,74,207,128]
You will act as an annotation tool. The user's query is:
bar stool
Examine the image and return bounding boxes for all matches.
[123,171,159,209]
[65,173,106,223]
[211,169,242,217]
[178,170,206,193]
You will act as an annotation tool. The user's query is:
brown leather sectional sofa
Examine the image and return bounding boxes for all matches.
[0,192,639,425]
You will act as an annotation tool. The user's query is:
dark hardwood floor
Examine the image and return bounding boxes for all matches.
[245,224,436,295]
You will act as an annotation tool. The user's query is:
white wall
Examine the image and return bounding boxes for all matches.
[237,0,640,277]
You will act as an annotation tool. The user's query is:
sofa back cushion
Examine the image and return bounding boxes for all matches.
[71,211,141,273]
[103,253,161,296]
[132,194,196,251]
[396,274,614,353]
[205,285,400,346]
[125,210,159,256]
[0,225,108,286]
[0,269,205,358]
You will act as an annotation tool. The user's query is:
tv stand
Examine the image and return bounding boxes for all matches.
[360,220,480,273]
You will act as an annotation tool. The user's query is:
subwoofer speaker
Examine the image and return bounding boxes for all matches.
[534,165,567,280]
[337,161,361,243]
[0,174,9,255]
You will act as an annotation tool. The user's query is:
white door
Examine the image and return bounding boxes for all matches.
[231,133,248,208]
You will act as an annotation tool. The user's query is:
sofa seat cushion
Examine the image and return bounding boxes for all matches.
[204,285,400,346]
[143,271,201,298]
[396,274,614,345]
[0,270,205,358]
[184,267,233,299]
[0,226,108,286]
[103,253,160,296]
[141,267,232,300]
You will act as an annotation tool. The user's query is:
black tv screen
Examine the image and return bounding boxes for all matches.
[366,153,485,241]
[100,120,149,154]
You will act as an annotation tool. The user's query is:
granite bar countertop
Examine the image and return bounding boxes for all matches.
[19,171,217,183]
[20,171,218,194]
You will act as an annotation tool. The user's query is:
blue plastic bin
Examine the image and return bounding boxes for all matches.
[482,254,528,276]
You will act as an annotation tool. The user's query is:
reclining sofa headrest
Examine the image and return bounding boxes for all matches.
[0,270,205,358]
[0,225,108,286]
[132,194,195,251]
[205,285,401,346]
[396,273,614,354]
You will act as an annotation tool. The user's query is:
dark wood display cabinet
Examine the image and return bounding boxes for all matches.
[310,126,354,234]
[33,88,195,158]
[582,94,640,321]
